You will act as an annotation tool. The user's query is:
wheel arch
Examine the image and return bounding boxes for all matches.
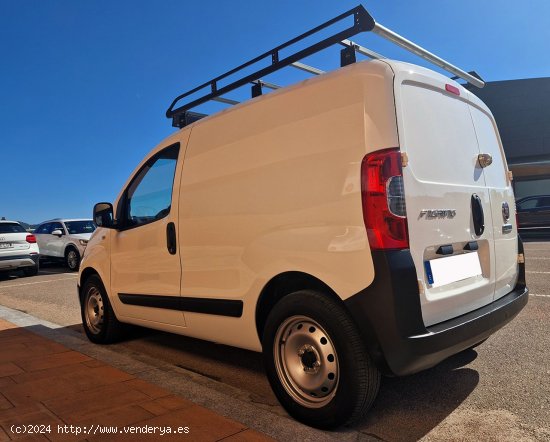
[255,270,389,374]
[65,243,80,256]
[256,271,344,342]
[79,267,101,302]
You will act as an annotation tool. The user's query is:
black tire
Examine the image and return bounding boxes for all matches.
[262,290,380,429]
[22,262,39,277]
[81,274,124,344]
[65,247,81,271]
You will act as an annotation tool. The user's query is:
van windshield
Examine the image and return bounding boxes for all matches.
[65,221,96,235]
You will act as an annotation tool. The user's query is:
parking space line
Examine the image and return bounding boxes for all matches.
[525,257,550,259]
[0,277,78,289]
[529,293,550,298]
[526,271,550,274]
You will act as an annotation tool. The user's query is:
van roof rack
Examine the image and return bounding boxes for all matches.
[166,4,485,128]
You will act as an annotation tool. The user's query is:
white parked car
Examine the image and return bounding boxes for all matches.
[34,219,96,271]
[0,220,40,276]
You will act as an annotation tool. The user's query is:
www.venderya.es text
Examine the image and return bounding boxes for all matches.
[10,424,190,436]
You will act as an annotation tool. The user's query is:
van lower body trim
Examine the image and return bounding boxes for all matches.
[118,293,243,318]
[344,238,528,376]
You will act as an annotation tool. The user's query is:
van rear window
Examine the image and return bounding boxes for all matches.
[400,82,482,186]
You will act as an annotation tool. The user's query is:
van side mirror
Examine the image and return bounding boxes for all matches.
[51,229,63,237]
[93,202,115,228]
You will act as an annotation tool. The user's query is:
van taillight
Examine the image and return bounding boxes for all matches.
[361,148,409,250]
[445,84,460,96]
[26,234,37,243]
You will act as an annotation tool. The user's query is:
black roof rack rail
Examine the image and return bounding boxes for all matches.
[166,4,485,128]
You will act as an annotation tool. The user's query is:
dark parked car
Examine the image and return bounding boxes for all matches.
[516,195,550,232]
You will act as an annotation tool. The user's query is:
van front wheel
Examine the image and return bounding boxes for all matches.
[262,290,380,429]
[81,275,123,344]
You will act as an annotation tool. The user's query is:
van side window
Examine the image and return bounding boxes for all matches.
[125,144,180,228]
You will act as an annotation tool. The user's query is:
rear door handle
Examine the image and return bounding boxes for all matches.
[471,194,485,236]
[166,222,177,255]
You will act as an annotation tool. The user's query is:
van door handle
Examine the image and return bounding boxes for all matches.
[166,222,177,255]
[471,194,485,236]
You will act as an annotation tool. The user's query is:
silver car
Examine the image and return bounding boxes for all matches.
[34,219,96,271]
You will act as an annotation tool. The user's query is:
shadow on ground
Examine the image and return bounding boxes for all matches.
[354,350,479,441]
[0,262,71,281]
[66,321,479,440]
[38,261,73,274]
[67,323,272,399]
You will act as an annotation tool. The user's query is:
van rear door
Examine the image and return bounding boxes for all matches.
[467,98,518,300]
[393,65,503,327]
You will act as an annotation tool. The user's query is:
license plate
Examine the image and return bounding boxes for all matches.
[0,242,12,249]
[424,252,482,288]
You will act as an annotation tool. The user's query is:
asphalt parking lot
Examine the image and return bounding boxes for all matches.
[0,241,549,441]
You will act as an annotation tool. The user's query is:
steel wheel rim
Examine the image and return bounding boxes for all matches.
[67,250,78,269]
[274,315,339,408]
[85,286,104,334]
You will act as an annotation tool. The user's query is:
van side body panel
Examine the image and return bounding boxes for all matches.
[177,61,398,350]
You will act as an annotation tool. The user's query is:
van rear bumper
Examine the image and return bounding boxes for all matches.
[345,243,528,376]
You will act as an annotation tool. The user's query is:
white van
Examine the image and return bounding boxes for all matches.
[79,6,528,428]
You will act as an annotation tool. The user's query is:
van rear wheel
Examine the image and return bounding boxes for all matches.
[262,290,380,429]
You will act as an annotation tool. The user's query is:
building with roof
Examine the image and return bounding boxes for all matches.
[467,77,550,200]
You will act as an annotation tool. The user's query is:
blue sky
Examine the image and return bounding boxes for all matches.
[1,0,549,224]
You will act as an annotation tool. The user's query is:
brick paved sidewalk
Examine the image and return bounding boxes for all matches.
[0,318,272,441]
